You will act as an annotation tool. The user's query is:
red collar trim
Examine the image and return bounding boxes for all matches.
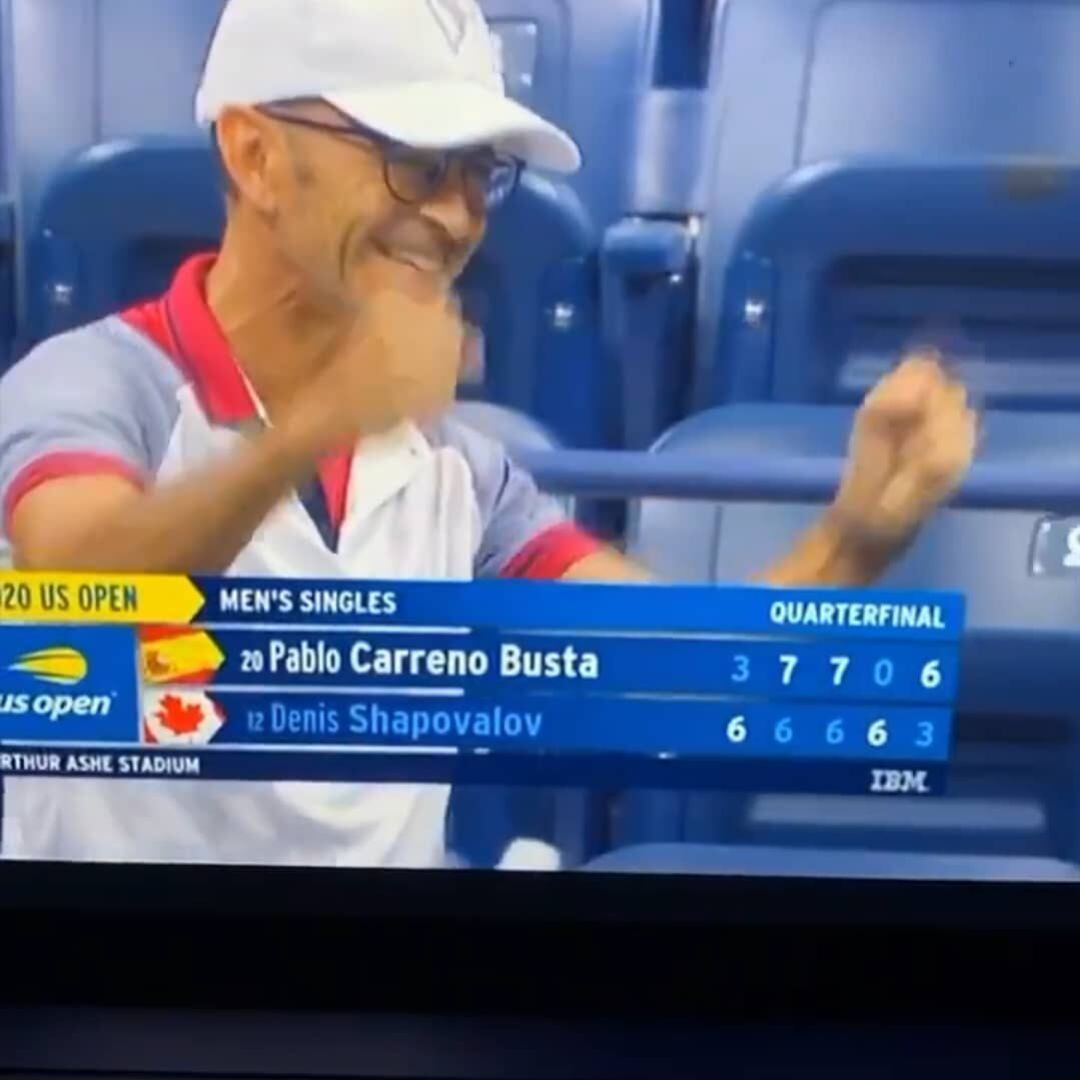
[160,253,258,425]
[120,253,257,425]
[119,252,352,535]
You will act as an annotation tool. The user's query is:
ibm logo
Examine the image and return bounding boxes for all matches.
[869,768,930,795]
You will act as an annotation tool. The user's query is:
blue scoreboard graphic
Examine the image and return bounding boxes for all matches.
[0,575,964,796]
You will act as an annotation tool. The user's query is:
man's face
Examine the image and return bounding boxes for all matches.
[241,100,487,314]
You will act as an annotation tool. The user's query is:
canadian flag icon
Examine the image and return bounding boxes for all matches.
[142,688,226,746]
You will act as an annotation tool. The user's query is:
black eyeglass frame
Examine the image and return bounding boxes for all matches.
[258,100,524,212]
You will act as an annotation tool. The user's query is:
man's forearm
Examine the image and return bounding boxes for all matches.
[562,511,904,587]
[756,510,903,587]
[14,426,322,574]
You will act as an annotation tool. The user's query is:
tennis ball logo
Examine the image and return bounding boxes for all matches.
[8,646,88,687]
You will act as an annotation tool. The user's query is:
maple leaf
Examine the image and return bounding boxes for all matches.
[155,693,205,736]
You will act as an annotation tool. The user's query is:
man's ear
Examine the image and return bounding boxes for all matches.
[215,105,288,215]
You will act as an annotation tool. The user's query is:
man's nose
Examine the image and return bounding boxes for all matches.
[420,159,484,244]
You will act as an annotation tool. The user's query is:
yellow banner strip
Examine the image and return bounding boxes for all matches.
[0,573,204,625]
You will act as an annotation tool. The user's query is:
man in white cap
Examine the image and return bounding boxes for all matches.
[0,0,975,867]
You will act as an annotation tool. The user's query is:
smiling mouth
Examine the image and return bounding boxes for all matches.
[373,233,457,278]
[393,252,447,274]
[372,238,448,275]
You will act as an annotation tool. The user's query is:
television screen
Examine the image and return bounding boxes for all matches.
[0,0,1078,891]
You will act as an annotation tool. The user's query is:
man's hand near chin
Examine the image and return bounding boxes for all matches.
[561,352,979,587]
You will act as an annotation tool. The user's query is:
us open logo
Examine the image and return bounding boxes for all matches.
[427,0,468,52]
[8,646,88,686]
[1,646,113,722]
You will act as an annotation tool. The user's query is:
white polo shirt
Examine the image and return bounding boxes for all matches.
[0,253,600,867]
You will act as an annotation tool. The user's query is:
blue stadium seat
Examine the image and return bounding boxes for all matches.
[610,404,1080,863]
[456,171,608,447]
[453,399,568,453]
[600,109,702,449]
[717,161,1080,408]
[480,0,694,227]
[477,1,711,449]
[0,198,13,374]
[23,139,224,344]
[694,0,1080,412]
[483,0,715,449]
[592,3,714,449]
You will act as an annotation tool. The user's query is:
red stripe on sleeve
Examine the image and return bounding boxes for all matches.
[3,451,145,534]
[500,522,604,580]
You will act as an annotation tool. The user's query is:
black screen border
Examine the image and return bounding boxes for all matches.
[2,860,1079,1025]
[4,857,1080,927]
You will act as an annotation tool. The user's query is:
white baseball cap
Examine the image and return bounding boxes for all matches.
[196,0,582,173]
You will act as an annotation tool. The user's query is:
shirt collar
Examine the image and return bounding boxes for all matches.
[151,253,429,469]
[162,252,260,426]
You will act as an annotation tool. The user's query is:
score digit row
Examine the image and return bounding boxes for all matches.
[714,704,950,761]
[724,641,955,702]
[197,630,958,705]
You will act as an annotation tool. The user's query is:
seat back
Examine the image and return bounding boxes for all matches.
[480,0,675,227]
[483,0,725,451]
[695,0,1080,410]
[23,138,223,344]
[479,0,717,449]
[719,161,1080,408]
[612,405,1080,860]
[456,172,607,447]
[600,88,709,450]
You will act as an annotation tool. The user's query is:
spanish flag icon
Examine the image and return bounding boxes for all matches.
[139,626,224,686]
[8,646,88,686]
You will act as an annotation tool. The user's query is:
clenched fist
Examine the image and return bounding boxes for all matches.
[282,282,466,456]
[830,352,978,550]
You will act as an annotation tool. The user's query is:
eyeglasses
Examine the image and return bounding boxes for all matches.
[259,104,523,213]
